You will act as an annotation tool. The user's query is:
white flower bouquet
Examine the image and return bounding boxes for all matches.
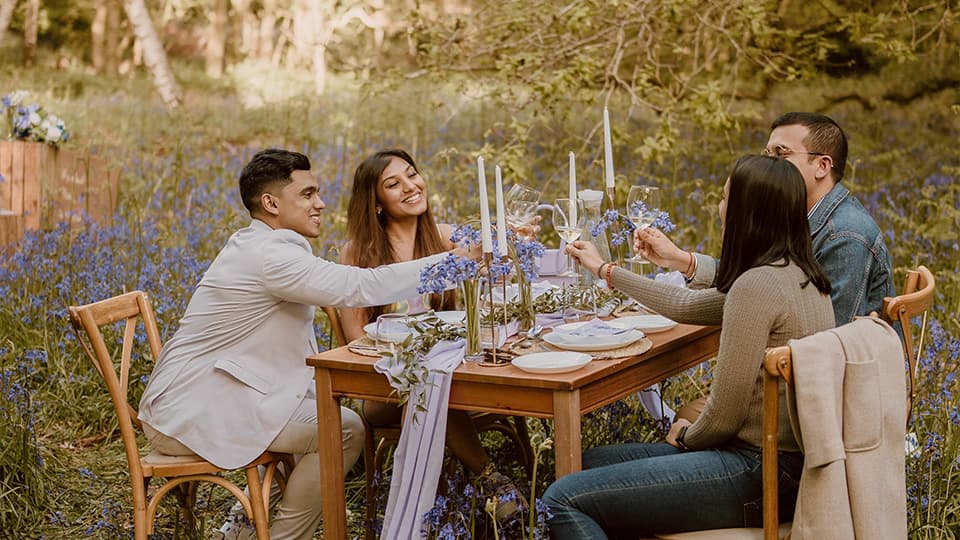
[2,90,70,146]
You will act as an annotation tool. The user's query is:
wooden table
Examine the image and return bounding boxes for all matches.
[307,323,721,539]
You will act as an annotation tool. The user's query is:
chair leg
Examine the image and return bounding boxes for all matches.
[363,428,378,540]
[175,481,199,539]
[245,466,271,540]
[511,416,535,479]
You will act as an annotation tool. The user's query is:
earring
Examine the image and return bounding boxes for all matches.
[376,207,382,215]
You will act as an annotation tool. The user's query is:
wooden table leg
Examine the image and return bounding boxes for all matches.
[314,368,347,539]
[552,389,582,477]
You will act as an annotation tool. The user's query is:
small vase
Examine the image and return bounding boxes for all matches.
[516,273,536,333]
[460,278,483,360]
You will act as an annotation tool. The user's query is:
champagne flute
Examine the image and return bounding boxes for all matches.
[625,185,662,264]
[505,184,541,239]
[553,198,584,277]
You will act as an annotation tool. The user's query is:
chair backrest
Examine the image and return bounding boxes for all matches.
[322,305,347,348]
[760,345,793,540]
[68,291,163,483]
[880,265,935,425]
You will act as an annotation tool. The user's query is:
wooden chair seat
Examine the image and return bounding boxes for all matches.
[70,290,292,539]
[140,450,284,478]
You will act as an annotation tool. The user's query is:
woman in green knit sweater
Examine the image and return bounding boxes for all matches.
[544,155,836,538]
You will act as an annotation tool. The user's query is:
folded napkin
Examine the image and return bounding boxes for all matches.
[535,311,565,329]
[554,318,631,336]
[654,270,688,288]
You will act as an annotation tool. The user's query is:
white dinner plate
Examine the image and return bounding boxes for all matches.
[614,314,678,333]
[543,329,645,352]
[363,321,416,343]
[511,351,592,374]
[432,311,466,325]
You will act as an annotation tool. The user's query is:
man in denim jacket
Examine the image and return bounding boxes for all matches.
[639,112,895,325]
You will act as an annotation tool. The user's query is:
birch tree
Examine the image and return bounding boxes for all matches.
[0,0,15,43]
[122,0,182,107]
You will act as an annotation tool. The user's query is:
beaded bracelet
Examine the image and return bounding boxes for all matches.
[683,252,696,279]
[604,261,617,286]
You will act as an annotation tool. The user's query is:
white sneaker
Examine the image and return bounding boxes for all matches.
[209,517,257,540]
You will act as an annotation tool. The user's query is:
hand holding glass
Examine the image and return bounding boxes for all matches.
[553,198,585,277]
[625,185,662,264]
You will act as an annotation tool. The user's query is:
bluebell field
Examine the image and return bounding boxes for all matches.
[0,96,958,539]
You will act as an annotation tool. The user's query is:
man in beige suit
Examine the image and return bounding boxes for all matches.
[138,149,477,540]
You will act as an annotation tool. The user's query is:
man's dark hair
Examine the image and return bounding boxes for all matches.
[716,155,832,296]
[771,112,848,182]
[238,149,311,216]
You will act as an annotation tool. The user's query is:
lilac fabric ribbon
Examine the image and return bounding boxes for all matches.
[374,339,465,539]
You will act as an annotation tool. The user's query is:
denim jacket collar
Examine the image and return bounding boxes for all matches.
[808,183,849,235]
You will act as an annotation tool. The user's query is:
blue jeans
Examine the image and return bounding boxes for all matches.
[543,442,803,539]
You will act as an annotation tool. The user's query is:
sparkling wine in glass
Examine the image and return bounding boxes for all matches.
[505,184,541,238]
[553,198,584,277]
[625,185,662,264]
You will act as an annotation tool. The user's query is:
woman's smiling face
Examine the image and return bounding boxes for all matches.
[376,156,428,220]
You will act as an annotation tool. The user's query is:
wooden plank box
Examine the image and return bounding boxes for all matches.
[0,140,119,246]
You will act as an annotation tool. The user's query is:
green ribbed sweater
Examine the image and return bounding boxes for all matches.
[609,261,835,451]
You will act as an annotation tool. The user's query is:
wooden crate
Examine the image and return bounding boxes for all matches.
[0,140,119,246]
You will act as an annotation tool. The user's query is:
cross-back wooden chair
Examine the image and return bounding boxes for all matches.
[880,265,935,426]
[320,305,535,539]
[69,290,291,540]
[655,266,936,540]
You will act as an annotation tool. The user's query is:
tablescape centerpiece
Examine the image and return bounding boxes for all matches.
[490,229,546,334]
[419,223,484,358]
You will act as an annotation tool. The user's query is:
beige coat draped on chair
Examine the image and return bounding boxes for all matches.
[787,317,907,540]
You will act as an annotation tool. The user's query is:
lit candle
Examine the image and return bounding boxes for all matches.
[569,151,578,224]
[477,156,493,253]
[603,106,615,189]
[494,165,508,257]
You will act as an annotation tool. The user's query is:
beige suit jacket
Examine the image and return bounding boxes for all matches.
[788,317,907,539]
[139,220,446,469]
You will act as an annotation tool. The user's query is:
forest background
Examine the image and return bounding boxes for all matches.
[1,0,958,538]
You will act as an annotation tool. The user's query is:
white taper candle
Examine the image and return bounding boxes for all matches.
[603,107,615,189]
[494,165,508,257]
[477,156,493,253]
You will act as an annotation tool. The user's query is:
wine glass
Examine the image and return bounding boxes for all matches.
[505,184,541,238]
[374,313,411,357]
[625,185,662,264]
[552,198,584,277]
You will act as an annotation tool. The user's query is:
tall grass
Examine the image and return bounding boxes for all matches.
[0,65,957,538]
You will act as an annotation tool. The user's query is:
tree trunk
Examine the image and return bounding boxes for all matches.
[307,0,329,95]
[91,3,107,72]
[104,0,121,74]
[257,0,277,61]
[0,0,18,43]
[205,0,229,77]
[122,0,182,107]
[23,0,37,67]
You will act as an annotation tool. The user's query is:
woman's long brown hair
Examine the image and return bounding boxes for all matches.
[346,149,455,322]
